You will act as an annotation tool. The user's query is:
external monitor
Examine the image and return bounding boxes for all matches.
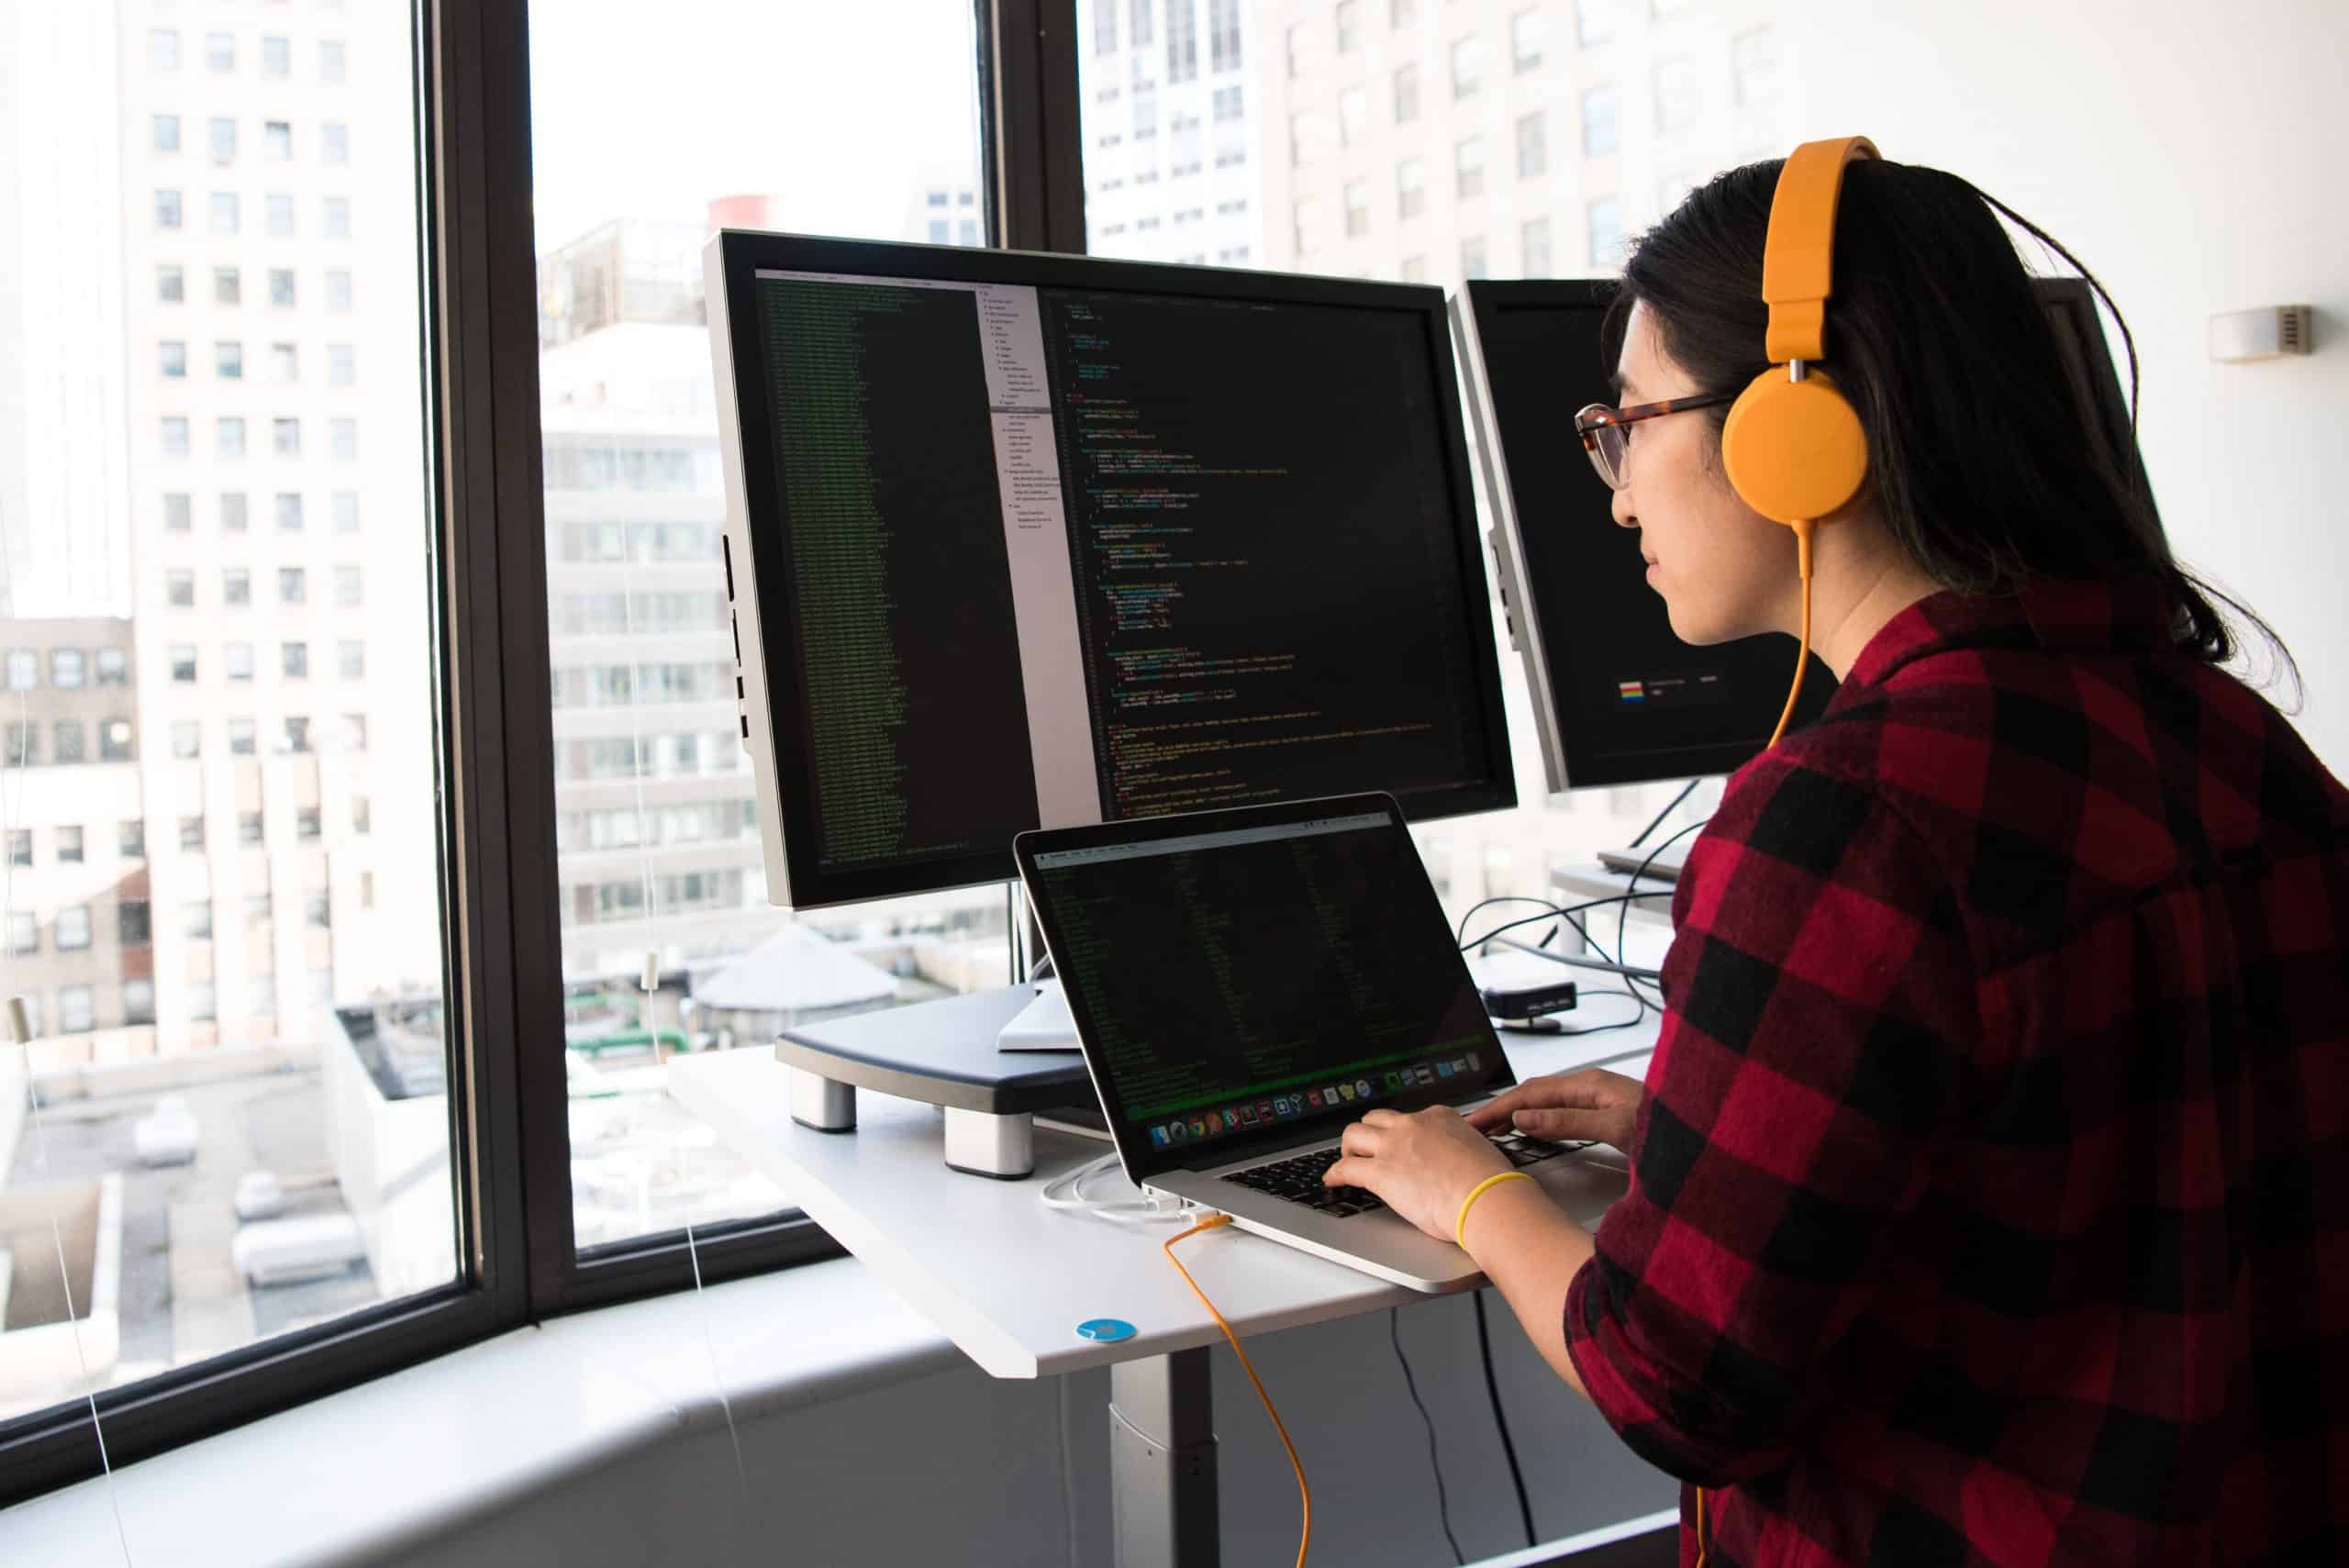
[1450,276,2161,792]
[707,234,1516,909]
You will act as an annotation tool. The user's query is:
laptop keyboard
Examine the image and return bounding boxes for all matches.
[1219,1129,1593,1218]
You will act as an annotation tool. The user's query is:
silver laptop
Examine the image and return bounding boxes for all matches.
[1014,792,1630,1293]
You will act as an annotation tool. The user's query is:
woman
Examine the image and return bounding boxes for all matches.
[1324,152,2349,1564]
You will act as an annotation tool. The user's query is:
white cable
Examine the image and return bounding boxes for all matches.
[0,528,135,1565]
[1034,1152,1190,1226]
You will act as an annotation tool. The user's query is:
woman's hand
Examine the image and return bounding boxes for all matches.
[1464,1068,1645,1153]
[1324,1107,1513,1243]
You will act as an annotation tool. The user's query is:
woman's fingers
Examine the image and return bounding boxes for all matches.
[1507,1106,1626,1143]
[1340,1119,1384,1155]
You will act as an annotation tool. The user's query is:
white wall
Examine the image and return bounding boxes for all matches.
[1780,0,2349,775]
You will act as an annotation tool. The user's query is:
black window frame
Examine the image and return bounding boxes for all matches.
[0,0,1080,1508]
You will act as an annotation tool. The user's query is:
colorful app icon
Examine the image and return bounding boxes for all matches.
[1169,1120,1187,1142]
[1222,1108,1239,1129]
[1257,1099,1275,1122]
[1464,1051,1482,1072]
[1436,1061,1454,1078]
[1386,1072,1404,1090]
[1239,1105,1257,1125]
[1415,1065,1436,1084]
[1151,1125,1170,1147]
[1355,1079,1374,1099]
[1338,1083,1356,1102]
[1325,1085,1342,1104]
[1191,1118,1208,1140]
[1307,1090,1323,1108]
[1453,1057,1472,1075]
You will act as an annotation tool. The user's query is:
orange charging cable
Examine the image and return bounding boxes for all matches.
[1765,517,1816,750]
[1164,1214,1311,1568]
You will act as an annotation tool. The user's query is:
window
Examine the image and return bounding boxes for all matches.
[270,268,296,306]
[250,978,279,1018]
[1522,216,1553,276]
[1208,0,1241,72]
[1391,0,1415,26]
[331,418,358,460]
[150,28,180,70]
[274,417,302,458]
[336,566,363,607]
[216,265,241,305]
[184,898,213,939]
[248,892,273,925]
[1130,0,1154,48]
[119,901,151,947]
[283,642,309,679]
[1512,7,1542,71]
[162,493,194,533]
[53,650,85,689]
[323,122,350,163]
[335,492,361,532]
[158,264,185,304]
[281,567,307,606]
[58,985,95,1034]
[161,417,190,458]
[169,646,198,684]
[210,117,238,163]
[1516,112,1547,179]
[273,342,299,384]
[1397,158,1425,219]
[277,493,304,530]
[240,811,266,846]
[327,269,353,312]
[352,796,373,835]
[6,912,34,955]
[324,196,351,239]
[338,641,366,681]
[1654,55,1699,135]
[156,189,184,230]
[1577,0,1611,46]
[306,889,332,930]
[210,191,239,235]
[266,120,293,161]
[268,193,295,236]
[124,980,157,1027]
[1335,0,1361,53]
[221,492,249,532]
[1343,180,1370,238]
[96,650,128,687]
[1292,195,1324,256]
[1587,195,1626,267]
[166,569,195,607]
[217,416,245,458]
[1733,27,1778,107]
[179,817,206,853]
[4,724,34,766]
[283,716,312,753]
[120,820,144,861]
[263,35,291,77]
[1165,0,1197,81]
[161,340,187,379]
[1582,85,1619,156]
[99,719,134,762]
[329,344,356,386]
[186,983,216,1022]
[1399,253,1427,282]
[54,722,85,764]
[1094,0,1118,55]
[320,39,347,82]
[1454,137,1485,200]
[228,718,257,755]
[225,642,254,682]
[5,651,32,690]
[1462,234,1489,280]
[6,830,28,867]
[57,827,84,864]
[58,907,92,953]
[300,806,326,841]
[1338,86,1367,149]
[206,31,234,72]
[217,340,244,379]
[1213,84,1243,122]
[154,114,182,154]
[1450,34,1481,99]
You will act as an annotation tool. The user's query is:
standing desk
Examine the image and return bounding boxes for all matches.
[668,1006,1662,1567]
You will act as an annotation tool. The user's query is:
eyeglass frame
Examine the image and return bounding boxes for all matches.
[1572,390,1742,490]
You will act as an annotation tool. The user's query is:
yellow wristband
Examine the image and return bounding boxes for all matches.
[1454,1170,1537,1249]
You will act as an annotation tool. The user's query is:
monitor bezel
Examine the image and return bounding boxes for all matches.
[709,230,1518,910]
[1012,790,1517,1186]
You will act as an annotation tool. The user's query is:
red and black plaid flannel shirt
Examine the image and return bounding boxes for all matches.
[1563,578,2349,1565]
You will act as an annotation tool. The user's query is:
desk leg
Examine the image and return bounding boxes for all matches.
[1109,1349,1218,1568]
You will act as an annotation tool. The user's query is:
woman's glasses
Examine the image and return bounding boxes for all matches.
[1572,392,1740,490]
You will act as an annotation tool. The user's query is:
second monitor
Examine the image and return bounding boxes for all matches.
[708,234,1515,911]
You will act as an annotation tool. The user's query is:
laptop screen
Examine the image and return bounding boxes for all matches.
[1018,795,1512,1181]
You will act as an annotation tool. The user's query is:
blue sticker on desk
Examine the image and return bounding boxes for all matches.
[1076,1318,1137,1343]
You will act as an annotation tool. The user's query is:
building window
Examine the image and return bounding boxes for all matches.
[226,642,254,682]
[339,640,365,680]
[4,651,33,690]
[57,826,84,863]
[276,493,304,530]
[1587,195,1626,267]
[1165,0,1197,83]
[320,40,348,82]
[323,122,349,163]
[217,416,245,458]
[1577,0,1611,46]
[1131,0,1154,48]
[280,567,306,606]
[150,28,181,70]
[120,821,145,861]
[120,900,152,946]
[217,340,245,379]
[335,492,361,532]
[221,492,249,531]
[250,978,279,1018]
[169,646,198,684]
[4,724,35,767]
[1391,0,1416,26]
[1343,180,1370,238]
[1732,27,1777,107]
[273,342,299,384]
[1339,85,1367,148]
[283,641,309,679]
[1450,34,1481,99]
[335,566,363,607]
[1654,55,1698,135]
[154,114,182,154]
[188,984,217,1022]
[266,120,293,160]
[267,192,295,236]
[327,270,353,312]
[58,907,93,952]
[52,649,85,689]
[1093,0,1118,54]
[185,899,214,940]
[1292,195,1323,256]
[210,117,238,163]
[206,31,235,72]
[263,35,291,77]
[96,650,128,686]
[210,191,239,235]
[1580,85,1620,157]
[1461,235,1489,281]
[327,343,356,387]
[273,417,302,458]
[1522,216,1553,276]
[1213,85,1242,122]
[324,196,351,239]
[1454,137,1485,200]
[1397,158,1425,219]
[162,492,193,532]
[54,721,85,764]
[352,796,373,835]
[166,569,196,608]
[284,717,312,754]
[216,265,241,305]
[1208,0,1241,72]
[270,268,296,306]
[1286,21,1307,79]
[1516,112,1547,178]
[99,719,134,762]
[224,568,251,606]
[6,912,34,955]
[228,718,257,755]
[59,985,95,1034]
[1512,8,1542,71]
[299,806,326,841]
[6,830,28,867]
[1335,0,1361,53]
[159,264,185,304]
[179,817,206,853]
[240,811,266,846]
[156,189,184,230]
[331,418,358,460]
[124,980,157,1027]
[1399,254,1427,283]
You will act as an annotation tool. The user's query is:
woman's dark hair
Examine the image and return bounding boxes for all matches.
[1600,156,2296,693]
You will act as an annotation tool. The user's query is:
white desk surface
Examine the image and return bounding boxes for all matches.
[668,1002,1660,1383]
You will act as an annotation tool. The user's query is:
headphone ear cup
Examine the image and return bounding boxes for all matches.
[1720,366,1870,526]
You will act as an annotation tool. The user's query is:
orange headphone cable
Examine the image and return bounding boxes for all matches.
[1164,1214,1311,1568]
[1765,517,1816,749]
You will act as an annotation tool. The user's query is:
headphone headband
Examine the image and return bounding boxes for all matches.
[1760,136,1879,364]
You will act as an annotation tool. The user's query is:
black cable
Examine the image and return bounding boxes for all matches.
[1474,1291,1538,1550]
[1461,895,1671,969]
[1454,894,1596,962]
[1627,777,1702,851]
[1616,817,1709,974]
[1390,1307,1466,1565]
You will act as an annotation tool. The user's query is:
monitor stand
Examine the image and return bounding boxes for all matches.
[994,979,1078,1051]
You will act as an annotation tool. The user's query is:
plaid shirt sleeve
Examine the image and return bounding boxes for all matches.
[1563,745,1976,1487]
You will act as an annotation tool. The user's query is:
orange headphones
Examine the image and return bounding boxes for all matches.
[1719,135,1879,748]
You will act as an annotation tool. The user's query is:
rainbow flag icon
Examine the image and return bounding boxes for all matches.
[1617,681,1645,703]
